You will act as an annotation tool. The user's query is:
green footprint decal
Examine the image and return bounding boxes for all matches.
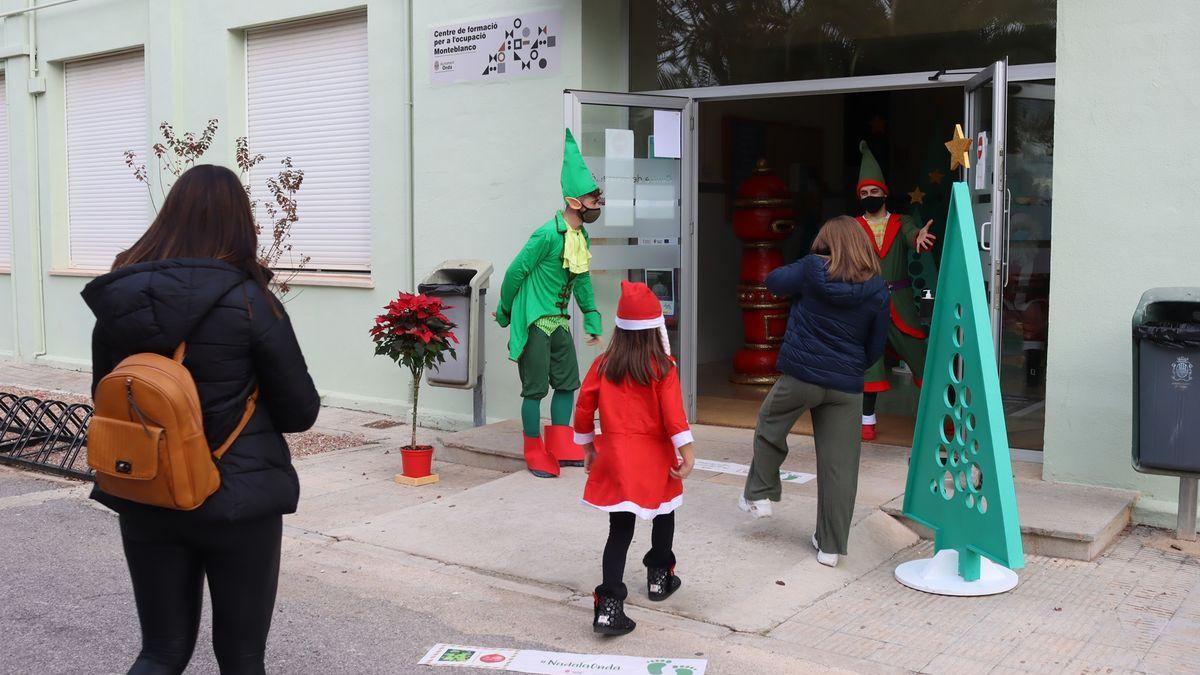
[646,660,694,675]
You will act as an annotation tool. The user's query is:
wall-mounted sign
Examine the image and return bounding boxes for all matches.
[430,11,561,85]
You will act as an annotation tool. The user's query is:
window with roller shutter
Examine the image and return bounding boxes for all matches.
[65,50,148,271]
[246,11,371,273]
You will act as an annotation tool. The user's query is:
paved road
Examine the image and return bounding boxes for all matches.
[1,471,493,674]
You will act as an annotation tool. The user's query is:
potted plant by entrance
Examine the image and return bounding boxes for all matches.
[370,292,458,479]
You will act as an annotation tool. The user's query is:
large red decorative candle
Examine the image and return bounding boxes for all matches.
[730,159,795,385]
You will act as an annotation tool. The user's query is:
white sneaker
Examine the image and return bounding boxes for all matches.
[738,495,773,519]
[811,535,839,567]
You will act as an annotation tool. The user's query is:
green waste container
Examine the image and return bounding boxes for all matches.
[1132,288,1200,474]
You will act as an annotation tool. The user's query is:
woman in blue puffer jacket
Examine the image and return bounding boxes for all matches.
[738,216,889,568]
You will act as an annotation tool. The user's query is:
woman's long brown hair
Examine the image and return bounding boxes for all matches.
[113,164,274,300]
[810,215,882,283]
[599,327,673,386]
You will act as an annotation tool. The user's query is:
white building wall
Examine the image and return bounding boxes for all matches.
[1044,0,1200,524]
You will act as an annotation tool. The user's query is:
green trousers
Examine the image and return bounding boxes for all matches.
[518,326,580,399]
[744,374,863,555]
[518,326,580,438]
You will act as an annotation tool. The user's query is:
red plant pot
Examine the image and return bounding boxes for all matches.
[400,445,434,478]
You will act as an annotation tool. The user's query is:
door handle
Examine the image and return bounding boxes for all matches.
[979,221,992,251]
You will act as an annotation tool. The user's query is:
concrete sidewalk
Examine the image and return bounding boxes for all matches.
[443,419,1138,561]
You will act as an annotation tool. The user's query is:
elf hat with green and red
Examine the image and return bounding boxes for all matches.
[856,140,888,196]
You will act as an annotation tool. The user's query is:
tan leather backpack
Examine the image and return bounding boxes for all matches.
[87,342,257,510]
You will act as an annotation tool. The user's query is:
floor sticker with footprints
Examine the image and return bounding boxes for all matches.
[419,643,707,674]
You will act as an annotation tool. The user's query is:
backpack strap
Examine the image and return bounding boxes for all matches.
[172,341,258,460]
[214,387,258,460]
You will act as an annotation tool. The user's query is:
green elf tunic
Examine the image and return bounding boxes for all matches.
[857,212,929,392]
[496,211,602,397]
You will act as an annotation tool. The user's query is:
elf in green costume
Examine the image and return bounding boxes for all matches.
[853,141,937,441]
[495,128,603,478]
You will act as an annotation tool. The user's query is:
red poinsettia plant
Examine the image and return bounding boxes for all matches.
[370,293,458,450]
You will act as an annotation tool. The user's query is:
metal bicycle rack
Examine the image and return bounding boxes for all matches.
[0,392,94,480]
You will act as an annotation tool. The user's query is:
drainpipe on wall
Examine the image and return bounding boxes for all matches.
[407,0,415,292]
[24,0,48,360]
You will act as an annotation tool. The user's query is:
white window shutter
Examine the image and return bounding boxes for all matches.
[0,74,10,269]
[66,50,147,270]
[247,11,371,272]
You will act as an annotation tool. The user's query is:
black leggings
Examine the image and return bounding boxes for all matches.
[863,392,878,417]
[118,512,283,675]
[597,511,675,600]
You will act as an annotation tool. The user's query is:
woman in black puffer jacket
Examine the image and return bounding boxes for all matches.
[82,165,320,675]
[739,216,889,569]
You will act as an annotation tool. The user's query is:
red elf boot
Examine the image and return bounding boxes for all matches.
[861,414,877,442]
[544,425,585,467]
[523,435,559,478]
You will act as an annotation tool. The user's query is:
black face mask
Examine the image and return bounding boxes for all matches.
[859,195,886,214]
[579,205,601,223]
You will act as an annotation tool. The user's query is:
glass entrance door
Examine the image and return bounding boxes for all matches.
[563,90,696,417]
[964,60,1009,355]
[997,79,1055,451]
[964,62,1054,451]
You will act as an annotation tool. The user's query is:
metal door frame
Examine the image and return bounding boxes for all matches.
[964,60,1010,355]
[564,90,697,417]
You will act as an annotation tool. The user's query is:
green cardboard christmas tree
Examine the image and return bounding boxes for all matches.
[895,181,1024,596]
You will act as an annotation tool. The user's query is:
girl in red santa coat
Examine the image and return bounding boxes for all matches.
[574,280,696,636]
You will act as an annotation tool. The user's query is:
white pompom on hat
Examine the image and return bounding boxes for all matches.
[615,280,671,356]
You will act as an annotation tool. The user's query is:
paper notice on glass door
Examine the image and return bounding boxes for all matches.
[975,131,988,191]
[652,110,681,158]
[604,129,635,228]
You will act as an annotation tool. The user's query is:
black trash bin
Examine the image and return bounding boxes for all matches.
[1133,289,1200,474]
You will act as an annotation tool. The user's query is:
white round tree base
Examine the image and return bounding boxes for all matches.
[895,549,1018,596]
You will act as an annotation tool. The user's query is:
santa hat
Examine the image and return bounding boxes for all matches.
[615,280,671,356]
[856,140,889,196]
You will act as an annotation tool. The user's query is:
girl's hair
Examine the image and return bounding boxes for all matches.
[113,164,273,299]
[599,327,672,386]
[810,215,882,283]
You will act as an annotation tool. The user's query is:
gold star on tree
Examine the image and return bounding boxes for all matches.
[945,124,972,171]
[908,186,926,204]
[928,169,945,185]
